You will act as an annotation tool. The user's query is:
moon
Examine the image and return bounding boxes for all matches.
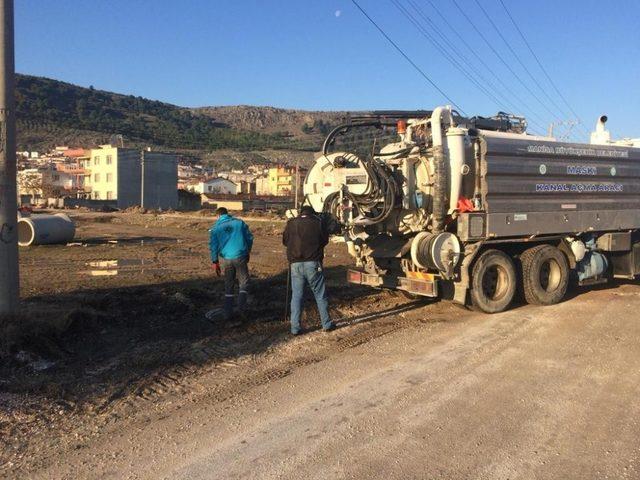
[335,9,342,17]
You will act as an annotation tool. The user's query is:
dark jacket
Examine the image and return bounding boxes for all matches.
[283,213,329,264]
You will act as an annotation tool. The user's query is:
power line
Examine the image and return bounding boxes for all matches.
[393,0,545,135]
[390,2,503,109]
[472,0,583,140]
[349,0,466,115]
[403,0,547,135]
[450,0,564,127]
[497,0,590,137]
[422,0,550,133]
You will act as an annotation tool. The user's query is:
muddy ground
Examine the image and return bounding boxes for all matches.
[0,211,412,476]
[1,211,640,479]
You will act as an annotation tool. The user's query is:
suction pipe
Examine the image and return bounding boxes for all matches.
[430,106,454,232]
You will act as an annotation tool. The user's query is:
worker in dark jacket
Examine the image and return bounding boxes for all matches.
[282,205,335,335]
[209,207,254,325]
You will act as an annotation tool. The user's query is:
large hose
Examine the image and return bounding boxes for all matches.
[430,106,454,233]
[432,145,447,233]
[322,156,399,225]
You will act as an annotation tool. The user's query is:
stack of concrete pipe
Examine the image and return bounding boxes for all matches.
[17,213,76,247]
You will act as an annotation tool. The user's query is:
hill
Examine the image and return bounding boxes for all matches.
[14,74,348,155]
[192,105,347,141]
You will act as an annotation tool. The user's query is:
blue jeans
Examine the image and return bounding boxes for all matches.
[290,261,333,333]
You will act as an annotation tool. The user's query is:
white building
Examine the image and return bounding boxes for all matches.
[86,145,178,209]
[255,175,270,196]
[218,172,258,194]
[190,177,238,195]
[17,167,74,199]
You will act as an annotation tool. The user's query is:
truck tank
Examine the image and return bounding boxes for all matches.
[302,106,640,313]
[459,133,640,240]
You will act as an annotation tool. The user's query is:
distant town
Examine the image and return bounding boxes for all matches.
[17,145,308,213]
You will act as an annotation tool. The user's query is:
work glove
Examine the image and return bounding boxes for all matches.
[211,262,221,277]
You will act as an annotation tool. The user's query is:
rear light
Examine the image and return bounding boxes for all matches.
[348,270,363,283]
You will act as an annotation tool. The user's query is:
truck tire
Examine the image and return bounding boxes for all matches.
[520,244,569,306]
[470,249,517,313]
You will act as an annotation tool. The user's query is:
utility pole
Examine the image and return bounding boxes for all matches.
[294,160,300,209]
[0,0,18,315]
[140,148,145,209]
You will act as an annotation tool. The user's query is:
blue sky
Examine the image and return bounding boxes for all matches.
[15,0,640,139]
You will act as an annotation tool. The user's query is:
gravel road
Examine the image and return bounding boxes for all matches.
[33,281,640,480]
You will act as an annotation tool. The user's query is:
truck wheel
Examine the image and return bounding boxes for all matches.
[470,249,517,313]
[520,244,568,305]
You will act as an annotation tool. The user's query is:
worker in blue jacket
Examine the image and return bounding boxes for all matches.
[209,207,254,325]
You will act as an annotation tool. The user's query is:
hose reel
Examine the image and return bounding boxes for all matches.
[410,231,461,279]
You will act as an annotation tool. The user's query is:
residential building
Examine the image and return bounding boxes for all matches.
[255,175,270,196]
[261,165,307,196]
[86,146,178,209]
[17,166,74,199]
[218,171,258,194]
[189,177,238,195]
[141,151,179,209]
[56,148,90,195]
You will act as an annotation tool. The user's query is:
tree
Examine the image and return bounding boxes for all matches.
[17,170,63,199]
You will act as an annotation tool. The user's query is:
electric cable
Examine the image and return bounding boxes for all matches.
[473,0,567,116]
[497,0,590,138]
[397,0,547,135]
[390,1,504,113]
[350,0,466,115]
[472,0,585,140]
[450,0,564,128]
[421,0,551,135]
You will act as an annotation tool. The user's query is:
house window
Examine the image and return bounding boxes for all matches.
[94,191,100,199]
[106,173,113,182]
[94,173,100,182]
[106,155,112,165]
[106,191,113,200]
[94,156,100,165]
[208,185,212,192]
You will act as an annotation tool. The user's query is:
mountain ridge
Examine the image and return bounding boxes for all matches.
[14,74,350,154]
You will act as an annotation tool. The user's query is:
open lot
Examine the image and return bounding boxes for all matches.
[1,211,640,479]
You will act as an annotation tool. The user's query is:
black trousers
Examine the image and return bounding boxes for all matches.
[220,256,250,318]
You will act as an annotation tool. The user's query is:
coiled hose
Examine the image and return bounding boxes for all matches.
[323,157,399,225]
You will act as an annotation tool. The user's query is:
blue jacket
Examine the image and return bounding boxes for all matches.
[209,214,254,262]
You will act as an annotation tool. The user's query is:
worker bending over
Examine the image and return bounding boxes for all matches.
[209,207,254,326]
[283,205,335,335]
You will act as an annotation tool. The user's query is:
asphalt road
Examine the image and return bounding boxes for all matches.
[36,282,640,480]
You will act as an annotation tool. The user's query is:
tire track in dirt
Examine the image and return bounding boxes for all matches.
[87,295,428,424]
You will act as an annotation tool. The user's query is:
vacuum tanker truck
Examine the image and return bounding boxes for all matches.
[303,106,640,313]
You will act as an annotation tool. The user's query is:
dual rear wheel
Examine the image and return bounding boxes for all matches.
[469,245,569,313]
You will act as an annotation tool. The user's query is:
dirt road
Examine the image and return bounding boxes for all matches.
[32,283,640,479]
[3,212,640,479]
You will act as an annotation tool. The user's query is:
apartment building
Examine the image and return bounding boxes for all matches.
[257,165,307,196]
[86,146,177,209]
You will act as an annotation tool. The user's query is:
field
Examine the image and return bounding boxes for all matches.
[2,211,640,479]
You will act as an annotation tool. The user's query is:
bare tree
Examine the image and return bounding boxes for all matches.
[18,170,63,199]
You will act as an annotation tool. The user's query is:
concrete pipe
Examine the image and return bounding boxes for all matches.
[18,213,76,247]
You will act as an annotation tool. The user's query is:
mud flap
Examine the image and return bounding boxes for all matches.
[453,241,484,306]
